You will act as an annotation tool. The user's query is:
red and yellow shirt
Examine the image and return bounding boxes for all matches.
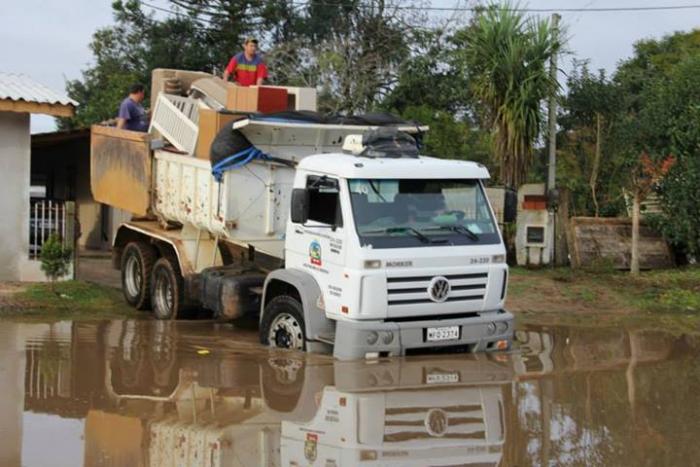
[225,52,268,86]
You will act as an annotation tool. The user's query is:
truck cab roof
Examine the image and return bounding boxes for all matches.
[298,153,491,180]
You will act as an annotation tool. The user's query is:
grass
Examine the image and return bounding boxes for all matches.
[0,280,140,321]
[508,265,700,332]
[1,266,698,331]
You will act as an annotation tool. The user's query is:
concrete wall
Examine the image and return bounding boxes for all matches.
[0,112,30,281]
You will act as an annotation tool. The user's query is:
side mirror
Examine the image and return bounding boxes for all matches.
[291,188,309,224]
[504,187,517,223]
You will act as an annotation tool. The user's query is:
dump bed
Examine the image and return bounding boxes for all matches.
[153,150,294,259]
[90,89,428,259]
[90,125,152,217]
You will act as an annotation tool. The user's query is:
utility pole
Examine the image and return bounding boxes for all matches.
[546,13,560,266]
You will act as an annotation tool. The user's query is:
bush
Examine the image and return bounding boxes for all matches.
[40,234,73,288]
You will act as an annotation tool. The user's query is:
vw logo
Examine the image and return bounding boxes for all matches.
[424,408,449,437]
[428,276,450,303]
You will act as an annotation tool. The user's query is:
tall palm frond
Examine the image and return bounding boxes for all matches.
[460,3,561,188]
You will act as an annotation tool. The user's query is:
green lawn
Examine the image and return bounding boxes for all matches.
[1,267,698,329]
[0,280,140,321]
[508,266,700,332]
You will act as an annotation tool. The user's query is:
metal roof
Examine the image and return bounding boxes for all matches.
[0,72,77,107]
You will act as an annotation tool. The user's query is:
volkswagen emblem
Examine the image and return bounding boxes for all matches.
[428,276,450,303]
[424,408,449,437]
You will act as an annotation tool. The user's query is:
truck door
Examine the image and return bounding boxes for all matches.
[286,175,348,317]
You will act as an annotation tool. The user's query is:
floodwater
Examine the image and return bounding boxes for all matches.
[0,320,699,467]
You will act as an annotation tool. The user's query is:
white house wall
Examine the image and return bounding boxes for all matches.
[0,111,30,281]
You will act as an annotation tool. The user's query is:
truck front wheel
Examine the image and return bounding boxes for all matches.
[121,241,156,310]
[260,296,306,351]
[150,257,192,320]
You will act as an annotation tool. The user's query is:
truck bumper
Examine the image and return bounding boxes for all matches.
[332,309,514,360]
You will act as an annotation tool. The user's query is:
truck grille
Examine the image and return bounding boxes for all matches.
[387,273,488,306]
[383,403,486,443]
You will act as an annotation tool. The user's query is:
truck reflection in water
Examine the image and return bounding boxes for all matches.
[103,321,511,466]
[15,319,700,467]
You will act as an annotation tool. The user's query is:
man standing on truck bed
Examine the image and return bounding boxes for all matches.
[116,83,148,132]
[223,37,268,86]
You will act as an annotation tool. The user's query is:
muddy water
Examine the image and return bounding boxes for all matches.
[0,320,699,467]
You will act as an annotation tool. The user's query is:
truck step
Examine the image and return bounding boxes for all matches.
[315,332,335,345]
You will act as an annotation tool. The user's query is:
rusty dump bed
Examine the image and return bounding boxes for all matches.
[90,125,152,216]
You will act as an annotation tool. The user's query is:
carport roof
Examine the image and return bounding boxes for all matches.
[0,72,77,117]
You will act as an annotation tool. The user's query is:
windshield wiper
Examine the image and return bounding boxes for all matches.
[426,224,480,241]
[362,226,432,244]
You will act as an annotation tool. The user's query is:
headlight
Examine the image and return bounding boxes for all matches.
[364,259,382,269]
[496,321,508,333]
[487,322,497,335]
[492,254,506,263]
[367,331,379,345]
[382,331,394,345]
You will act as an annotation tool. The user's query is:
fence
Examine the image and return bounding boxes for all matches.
[29,200,76,260]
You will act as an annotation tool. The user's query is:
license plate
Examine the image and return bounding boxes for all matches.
[426,326,460,342]
[425,371,460,384]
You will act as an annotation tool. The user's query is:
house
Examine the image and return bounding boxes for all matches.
[30,129,131,253]
[0,72,77,281]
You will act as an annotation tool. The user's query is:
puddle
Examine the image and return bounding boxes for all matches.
[0,319,699,466]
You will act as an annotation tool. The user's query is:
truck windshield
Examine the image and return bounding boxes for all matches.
[348,179,501,248]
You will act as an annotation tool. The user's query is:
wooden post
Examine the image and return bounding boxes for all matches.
[555,187,570,266]
[630,192,641,275]
[65,201,77,280]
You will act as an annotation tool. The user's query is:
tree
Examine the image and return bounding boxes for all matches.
[40,234,73,291]
[626,153,675,275]
[60,0,239,129]
[632,54,700,259]
[560,62,622,217]
[455,4,561,188]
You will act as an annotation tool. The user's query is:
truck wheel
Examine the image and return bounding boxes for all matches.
[260,296,306,350]
[121,241,156,310]
[261,356,305,412]
[150,257,192,320]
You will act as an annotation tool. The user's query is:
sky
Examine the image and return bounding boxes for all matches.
[2,0,699,134]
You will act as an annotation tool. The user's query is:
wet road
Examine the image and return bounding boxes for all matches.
[0,320,699,467]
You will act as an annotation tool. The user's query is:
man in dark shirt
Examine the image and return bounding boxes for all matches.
[117,83,148,132]
[223,37,269,86]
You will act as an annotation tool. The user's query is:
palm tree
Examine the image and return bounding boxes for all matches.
[457,4,561,188]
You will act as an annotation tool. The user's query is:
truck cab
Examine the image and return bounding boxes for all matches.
[262,150,513,359]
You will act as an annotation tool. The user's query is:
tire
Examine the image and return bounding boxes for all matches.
[261,356,305,412]
[121,241,157,310]
[260,296,306,350]
[150,257,192,320]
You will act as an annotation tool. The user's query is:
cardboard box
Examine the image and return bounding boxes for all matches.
[195,109,244,159]
[225,85,288,113]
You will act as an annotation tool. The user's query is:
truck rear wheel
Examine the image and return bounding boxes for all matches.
[121,241,156,310]
[150,257,192,320]
[260,296,306,350]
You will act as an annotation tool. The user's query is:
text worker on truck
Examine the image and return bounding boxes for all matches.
[223,37,268,86]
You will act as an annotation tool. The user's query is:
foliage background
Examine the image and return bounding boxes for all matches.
[62,0,700,258]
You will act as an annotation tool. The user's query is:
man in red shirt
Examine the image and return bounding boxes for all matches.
[223,37,269,86]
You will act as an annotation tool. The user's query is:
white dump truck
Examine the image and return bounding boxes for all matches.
[91,70,515,359]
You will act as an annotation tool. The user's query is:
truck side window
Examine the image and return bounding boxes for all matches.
[306,176,343,227]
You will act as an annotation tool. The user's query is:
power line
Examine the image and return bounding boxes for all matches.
[142,0,700,16]
[288,1,700,13]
